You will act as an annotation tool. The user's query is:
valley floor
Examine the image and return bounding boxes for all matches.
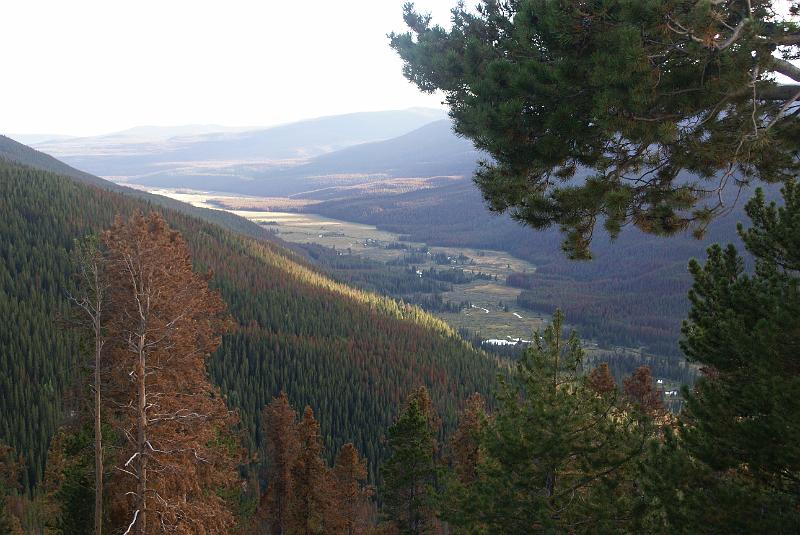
[145,187,548,342]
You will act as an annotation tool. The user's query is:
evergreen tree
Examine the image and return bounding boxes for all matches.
[443,311,653,533]
[381,389,438,535]
[647,180,800,532]
[44,427,95,535]
[288,407,330,535]
[587,362,617,395]
[69,235,108,535]
[448,393,486,485]
[390,0,800,258]
[102,213,240,533]
[331,443,372,535]
[623,366,665,419]
[405,387,440,440]
[259,392,299,535]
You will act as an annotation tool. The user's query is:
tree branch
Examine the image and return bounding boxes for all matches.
[772,57,800,83]
[715,18,748,50]
[122,510,139,535]
[766,87,800,130]
[756,84,800,101]
[772,33,800,46]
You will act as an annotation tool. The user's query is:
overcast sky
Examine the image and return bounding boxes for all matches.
[1,0,455,137]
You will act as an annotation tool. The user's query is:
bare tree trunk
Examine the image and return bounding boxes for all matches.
[136,337,147,535]
[70,239,106,535]
[94,329,103,535]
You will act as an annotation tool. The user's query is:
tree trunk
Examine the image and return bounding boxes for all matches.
[136,338,147,535]
[94,331,103,535]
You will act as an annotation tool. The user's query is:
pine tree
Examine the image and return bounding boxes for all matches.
[288,407,330,535]
[405,387,440,440]
[331,443,372,535]
[648,180,800,532]
[443,311,653,533]
[259,392,299,535]
[44,427,94,535]
[587,363,617,395]
[623,366,664,418]
[101,212,239,533]
[390,0,800,258]
[381,389,438,535]
[448,393,486,485]
[69,236,108,535]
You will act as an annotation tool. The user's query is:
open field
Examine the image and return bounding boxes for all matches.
[140,187,319,211]
[439,282,548,340]
[232,210,547,340]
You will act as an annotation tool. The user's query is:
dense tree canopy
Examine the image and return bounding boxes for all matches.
[442,311,656,533]
[391,0,800,258]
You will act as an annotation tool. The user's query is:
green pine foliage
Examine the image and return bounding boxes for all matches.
[390,0,800,258]
[442,311,654,533]
[381,393,439,534]
[0,159,497,491]
[44,427,95,535]
[645,180,800,532]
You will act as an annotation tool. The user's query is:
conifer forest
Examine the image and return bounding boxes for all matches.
[1,0,799,533]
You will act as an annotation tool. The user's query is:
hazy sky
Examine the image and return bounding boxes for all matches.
[3,1,796,137]
[1,0,455,137]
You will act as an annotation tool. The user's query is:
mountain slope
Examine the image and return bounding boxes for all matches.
[0,134,282,242]
[0,158,496,489]
[1,134,112,187]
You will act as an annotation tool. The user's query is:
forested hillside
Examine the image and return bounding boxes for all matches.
[0,158,496,491]
[0,134,292,243]
[0,135,110,188]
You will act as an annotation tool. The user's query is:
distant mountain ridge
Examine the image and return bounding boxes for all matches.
[104,124,255,140]
[120,118,480,196]
[6,133,76,145]
[30,108,449,177]
[274,119,479,180]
